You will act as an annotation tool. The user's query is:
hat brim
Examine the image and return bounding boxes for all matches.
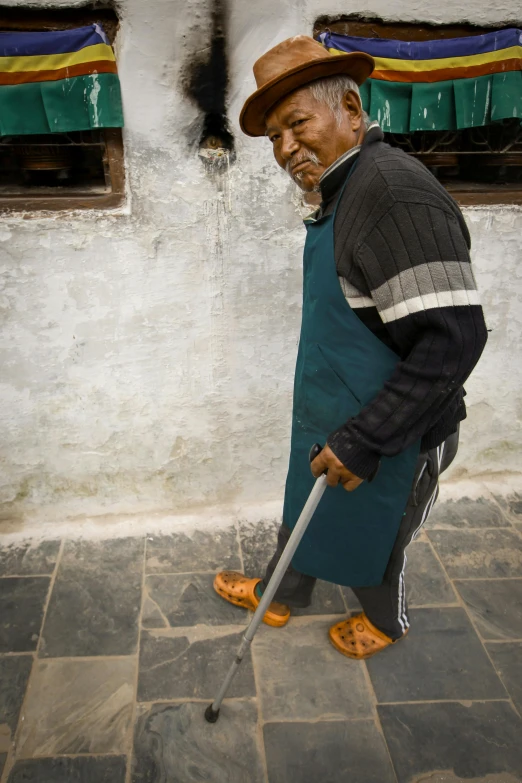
[239,52,375,137]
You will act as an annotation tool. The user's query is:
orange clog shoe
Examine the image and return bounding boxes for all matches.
[213,571,290,627]
[329,612,408,659]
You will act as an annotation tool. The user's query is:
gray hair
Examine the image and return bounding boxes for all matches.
[305,75,371,129]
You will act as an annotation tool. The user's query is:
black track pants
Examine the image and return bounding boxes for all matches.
[261,429,459,640]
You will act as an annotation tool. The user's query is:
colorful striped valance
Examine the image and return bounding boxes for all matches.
[0,25,123,135]
[318,29,522,133]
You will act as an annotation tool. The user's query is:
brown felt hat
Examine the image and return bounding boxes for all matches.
[240,35,374,137]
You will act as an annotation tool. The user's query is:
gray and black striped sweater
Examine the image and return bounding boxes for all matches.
[318,124,488,479]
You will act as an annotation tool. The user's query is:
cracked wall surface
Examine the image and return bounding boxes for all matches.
[0,0,521,528]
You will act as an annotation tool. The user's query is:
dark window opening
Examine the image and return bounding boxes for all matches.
[0,4,119,43]
[0,129,124,206]
[314,17,522,205]
[387,120,522,195]
[0,4,124,212]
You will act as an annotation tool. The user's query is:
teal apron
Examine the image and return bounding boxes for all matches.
[283,170,420,587]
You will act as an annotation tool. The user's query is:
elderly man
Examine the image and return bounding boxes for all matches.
[214,36,487,658]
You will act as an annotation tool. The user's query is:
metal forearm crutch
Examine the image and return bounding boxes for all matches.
[205,444,327,723]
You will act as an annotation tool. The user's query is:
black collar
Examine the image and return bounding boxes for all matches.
[319,123,384,207]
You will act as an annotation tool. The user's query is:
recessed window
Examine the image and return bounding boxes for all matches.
[0,5,124,212]
[314,18,522,205]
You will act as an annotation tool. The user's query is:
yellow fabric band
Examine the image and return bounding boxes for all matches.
[0,43,115,74]
[327,44,522,73]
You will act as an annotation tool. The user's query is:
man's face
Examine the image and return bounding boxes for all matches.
[265,87,364,192]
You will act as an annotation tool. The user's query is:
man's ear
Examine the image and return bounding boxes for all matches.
[343,90,363,130]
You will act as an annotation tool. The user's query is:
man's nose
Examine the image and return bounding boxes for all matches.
[280,130,299,161]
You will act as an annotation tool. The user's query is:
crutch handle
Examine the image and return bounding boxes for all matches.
[309,442,324,465]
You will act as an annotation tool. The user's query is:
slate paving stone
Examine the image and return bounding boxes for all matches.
[132,701,265,783]
[144,573,246,628]
[253,620,373,721]
[487,642,522,714]
[39,538,144,657]
[264,719,396,783]
[0,577,50,653]
[379,700,522,783]
[508,493,522,516]
[493,492,522,525]
[340,586,363,611]
[428,528,522,578]
[454,579,522,640]
[426,496,508,528]
[341,540,457,613]
[141,596,167,629]
[340,543,456,612]
[0,655,33,752]
[365,607,507,703]
[238,517,279,576]
[0,541,60,577]
[145,527,241,574]
[17,657,135,757]
[138,629,255,701]
[412,528,428,541]
[403,541,458,606]
[6,756,127,783]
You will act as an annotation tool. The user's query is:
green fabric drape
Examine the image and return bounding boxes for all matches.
[359,71,522,133]
[0,73,123,135]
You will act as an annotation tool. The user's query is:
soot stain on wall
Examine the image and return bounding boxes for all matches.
[182,0,234,157]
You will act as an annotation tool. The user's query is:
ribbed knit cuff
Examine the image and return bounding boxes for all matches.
[327,427,381,481]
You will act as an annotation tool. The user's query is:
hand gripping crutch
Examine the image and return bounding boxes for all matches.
[205,444,327,723]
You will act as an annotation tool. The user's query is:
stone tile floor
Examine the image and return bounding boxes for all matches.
[0,493,521,783]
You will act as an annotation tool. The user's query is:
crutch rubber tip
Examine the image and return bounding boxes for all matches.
[204,705,220,723]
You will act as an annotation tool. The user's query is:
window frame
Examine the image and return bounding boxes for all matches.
[314,17,522,206]
[0,5,124,213]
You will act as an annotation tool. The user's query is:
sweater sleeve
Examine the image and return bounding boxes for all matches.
[327,201,488,479]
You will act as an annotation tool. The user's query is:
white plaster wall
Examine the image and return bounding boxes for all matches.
[0,0,521,528]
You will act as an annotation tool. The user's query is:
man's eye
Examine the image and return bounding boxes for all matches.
[292,118,306,128]
[269,135,280,143]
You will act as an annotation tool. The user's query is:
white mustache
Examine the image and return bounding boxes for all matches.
[286,152,320,179]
